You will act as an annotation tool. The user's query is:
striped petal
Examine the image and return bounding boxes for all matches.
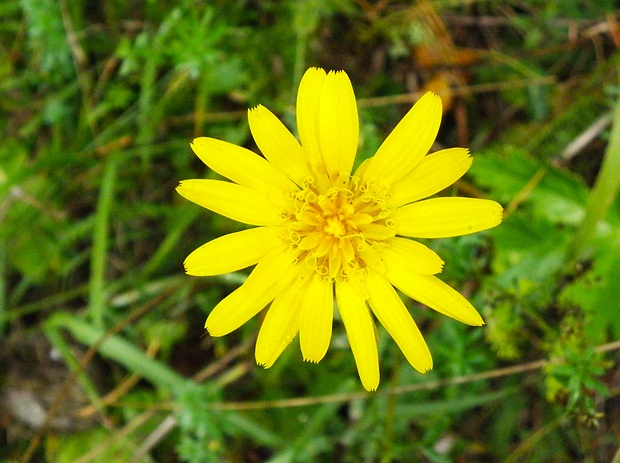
[190,137,297,198]
[184,227,281,276]
[176,179,284,227]
[300,276,334,363]
[365,271,432,373]
[359,92,442,184]
[205,246,299,336]
[248,105,311,187]
[384,261,484,325]
[392,197,503,238]
[380,237,444,275]
[255,284,303,368]
[389,148,472,207]
[336,279,379,391]
[296,67,326,170]
[318,70,359,178]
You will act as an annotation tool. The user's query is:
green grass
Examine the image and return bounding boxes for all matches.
[1,1,619,462]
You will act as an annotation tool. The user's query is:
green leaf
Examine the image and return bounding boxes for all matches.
[560,230,620,342]
[45,428,137,463]
[489,212,570,289]
[471,146,589,225]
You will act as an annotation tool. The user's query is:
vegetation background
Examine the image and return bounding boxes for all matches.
[1,0,620,462]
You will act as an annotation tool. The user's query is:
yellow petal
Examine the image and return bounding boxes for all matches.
[204,285,263,337]
[255,285,303,368]
[300,276,334,363]
[384,263,484,325]
[392,197,503,238]
[360,92,442,184]
[335,279,379,391]
[247,105,312,187]
[205,246,299,336]
[318,70,359,178]
[241,245,298,296]
[176,179,284,226]
[365,271,432,372]
[358,223,396,241]
[380,237,444,275]
[296,67,326,170]
[389,148,472,207]
[184,227,281,276]
[191,137,297,198]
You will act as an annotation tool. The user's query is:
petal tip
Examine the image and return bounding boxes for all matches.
[204,319,223,337]
[491,201,505,226]
[363,383,379,392]
[248,104,266,116]
[468,314,485,327]
[175,181,186,194]
[419,91,442,105]
[419,356,434,373]
[306,66,326,75]
[190,137,207,146]
[255,359,270,369]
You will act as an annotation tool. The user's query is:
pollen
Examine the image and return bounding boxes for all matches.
[286,173,395,281]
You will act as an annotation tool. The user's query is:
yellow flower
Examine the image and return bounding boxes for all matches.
[177,67,502,391]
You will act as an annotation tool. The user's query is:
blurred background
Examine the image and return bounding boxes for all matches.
[1,0,620,462]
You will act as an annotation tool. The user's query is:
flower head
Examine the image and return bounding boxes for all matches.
[177,67,502,391]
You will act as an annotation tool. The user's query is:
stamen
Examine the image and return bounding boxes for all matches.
[302,176,315,188]
[288,230,300,243]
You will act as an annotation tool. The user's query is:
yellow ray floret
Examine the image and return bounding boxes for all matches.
[359,91,442,185]
[255,284,303,368]
[365,271,433,373]
[300,276,334,363]
[389,147,472,207]
[336,279,380,391]
[247,105,311,187]
[176,180,284,227]
[184,227,281,276]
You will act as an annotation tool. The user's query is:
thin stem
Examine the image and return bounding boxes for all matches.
[136,25,163,170]
[89,154,117,328]
[200,339,620,412]
[292,0,319,89]
[381,352,401,463]
[193,73,210,138]
[501,414,567,463]
[47,312,188,391]
[569,67,620,259]
[611,444,620,463]
[0,238,5,332]
[20,291,177,463]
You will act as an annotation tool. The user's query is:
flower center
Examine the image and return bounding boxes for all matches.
[324,216,347,237]
[285,173,395,281]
